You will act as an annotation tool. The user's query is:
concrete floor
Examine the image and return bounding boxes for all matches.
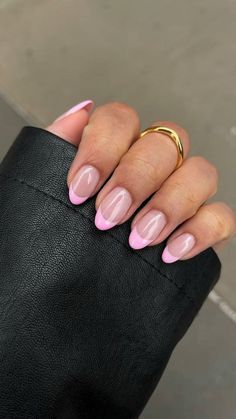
[0,0,235,417]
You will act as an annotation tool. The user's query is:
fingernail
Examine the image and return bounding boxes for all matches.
[95,187,132,230]
[69,165,100,205]
[162,233,196,263]
[55,100,94,121]
[129,209,167,249]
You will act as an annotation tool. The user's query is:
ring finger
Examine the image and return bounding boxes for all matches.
[129,155,218,249]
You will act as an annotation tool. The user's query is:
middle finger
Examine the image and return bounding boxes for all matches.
[95,121,190,230]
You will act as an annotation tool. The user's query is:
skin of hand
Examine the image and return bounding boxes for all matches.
[46,100,236,263]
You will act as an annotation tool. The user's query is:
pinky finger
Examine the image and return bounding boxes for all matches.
[162,202,236,263]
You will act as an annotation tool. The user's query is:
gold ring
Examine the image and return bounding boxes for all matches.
[140,125,184,170]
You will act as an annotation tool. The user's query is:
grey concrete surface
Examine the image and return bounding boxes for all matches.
[142,299,236,419]
[0,1,235,417]
[0,93,26,156]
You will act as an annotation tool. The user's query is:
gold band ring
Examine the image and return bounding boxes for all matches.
[140,125,184,170]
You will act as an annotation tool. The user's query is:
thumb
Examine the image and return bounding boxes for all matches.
[46,100,94,146]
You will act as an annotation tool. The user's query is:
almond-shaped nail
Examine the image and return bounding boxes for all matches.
[69,165,100,205]
[162,233,196,263]
[129,209,167,249]
[95,187,132,230]
[55,100,94,121]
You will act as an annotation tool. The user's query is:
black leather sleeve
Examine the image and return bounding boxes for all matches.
[0,126,221,419]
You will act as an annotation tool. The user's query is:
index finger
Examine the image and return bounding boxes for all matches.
[67,102,140,204]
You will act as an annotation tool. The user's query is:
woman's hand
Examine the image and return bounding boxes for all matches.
[46,100,236,263]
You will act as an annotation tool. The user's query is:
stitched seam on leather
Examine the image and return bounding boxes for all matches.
[0,173,196,306]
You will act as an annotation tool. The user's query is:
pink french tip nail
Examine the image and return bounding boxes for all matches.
[95,207,117,230]
[68,164,100,206]
[162,233,196,263]
[55,100,94,121]
[129,226,152,249]
[69,185,89,205]
[162,246,180,263]
[94,187,132,231]
[129,209,167,250]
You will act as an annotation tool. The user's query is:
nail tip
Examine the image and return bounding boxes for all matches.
[95,208,115,231]
[55,99,94,122]
[162,247,179,263]
[85,100,94,114]
[129,227,150,250]
[69,187,88,205]
[71,99,94,116]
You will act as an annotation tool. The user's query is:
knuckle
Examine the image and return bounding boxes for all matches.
[86,132,112,148]
[206,161,219,184]
[216,202,236,237]
[120,153,158,187]
[168,180,199,211]
[92,102,140,135]
[230,209,236,235]
[192,156,219,179]
[107,101,138,120]
[188,156,219,195]
[204,205,230,240]
[83,133,122,164]
[207,161,219,195]
[188,155,207,167]
[91,101,137,120]
[156,181,199,224]
[83,126,114,146]
[232,212,236,236]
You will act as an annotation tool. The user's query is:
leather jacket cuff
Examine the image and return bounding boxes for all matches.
[0,126,222,418]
